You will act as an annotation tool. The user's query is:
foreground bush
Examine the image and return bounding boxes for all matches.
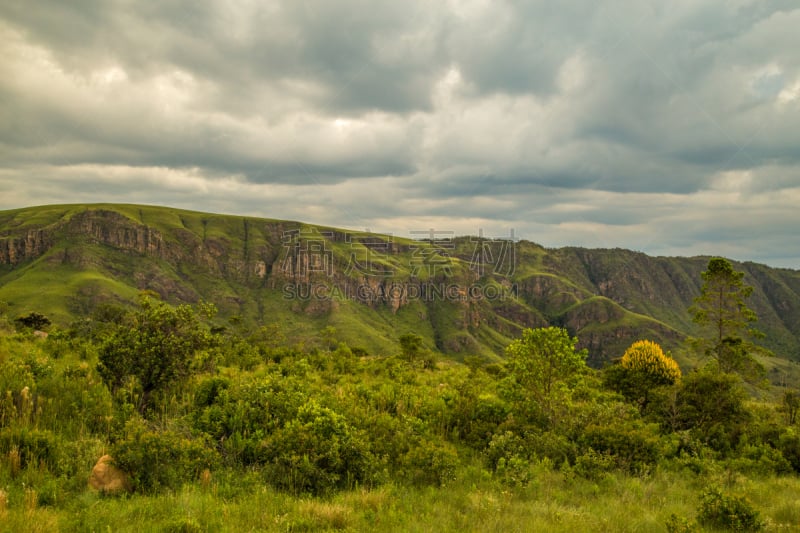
[112,420,218,493]
[262,400,379,495]
[697,486,764,532]
[0,427,64,475]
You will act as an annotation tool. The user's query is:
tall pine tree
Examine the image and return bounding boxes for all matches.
[689,257,765,377]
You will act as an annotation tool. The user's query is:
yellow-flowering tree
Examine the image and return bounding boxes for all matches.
[621,340,681,384]
[606,340,681,412]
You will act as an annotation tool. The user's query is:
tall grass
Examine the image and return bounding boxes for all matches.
[0,466,795,532]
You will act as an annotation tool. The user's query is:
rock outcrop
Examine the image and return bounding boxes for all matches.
[88,455,129,494]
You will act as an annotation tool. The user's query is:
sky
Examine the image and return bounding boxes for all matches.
[1,1,800,268]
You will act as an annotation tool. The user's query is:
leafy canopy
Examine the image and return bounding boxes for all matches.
[97,295,217,415]
[505,327,587,397]
[14,312,51,331]
[689,257,765,376]
[607,339,681,413]
[504,327,587,427]
[621,340,681,386]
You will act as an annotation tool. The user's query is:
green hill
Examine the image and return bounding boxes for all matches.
[2,203,800,366]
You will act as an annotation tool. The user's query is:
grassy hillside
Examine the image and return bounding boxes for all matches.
[2,203,800,367]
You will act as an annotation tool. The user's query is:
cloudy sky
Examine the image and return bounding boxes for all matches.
[2,1,799,268]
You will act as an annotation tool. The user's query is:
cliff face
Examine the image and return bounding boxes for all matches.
[2,204,799,364]
[0,229,53,265]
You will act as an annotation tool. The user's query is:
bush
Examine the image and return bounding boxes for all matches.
[193,376,230,409]
[670,370,750,453]
[572,448,614,481]
[778,430,800,473]
[452,392,509,450]
[98,297,217,416]
[112,420,218,493]
[0,427,65,473]
[697,486,764,532]
[665,513,697,533]
[401,438,458,487]
[192,374,307,465]
[14,312,51,332]
[580,423,662,474]
[485,431,526,471]
[262,400,378,495]
[730,443,792,475]
[494,455,532,487]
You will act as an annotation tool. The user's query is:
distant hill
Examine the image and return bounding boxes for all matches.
[2,204,800,374]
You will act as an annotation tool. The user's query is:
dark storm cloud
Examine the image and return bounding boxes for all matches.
[1,0,799,267]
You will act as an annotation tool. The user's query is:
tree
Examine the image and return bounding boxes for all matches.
[782,390,800,426]
[504,327,587,426]
[98,295,217,415]
[670,369,750,453]
[689,258,764,376]
[399,333,424,362]
[14,311,51,331]
[606,340,681,412]
[398,332,436,368]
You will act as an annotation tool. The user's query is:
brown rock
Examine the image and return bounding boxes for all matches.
[88,455,129,494]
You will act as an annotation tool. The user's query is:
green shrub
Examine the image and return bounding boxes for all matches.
[778,430,800,472]
[495,455,532,487]
[572,448,614,481]
[665,513,697,533]
[193,376,230,409]
[697,486,764,532]
[580,423,661,474]
[97,297,217,416]
[0,427,64,475]
[730,443,792,475]
[452,392,509,450]
[670,370,750,453]
[485,431,526,471]
[262,400,378,495]
[192,374,307,465]
[401,438,458,487]
[525,430,577,466]
[356,411,412,472]
[14,312,51,332]
[112,420,218,493]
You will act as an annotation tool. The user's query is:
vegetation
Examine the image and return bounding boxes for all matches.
[0,288,799,531]
[2,206,800,530]
[13,312,51,332]
[97,295,217,415]
[697,486,764,531]
[605,340,681,413]
[503,326,587,427]
[689,258,766,378]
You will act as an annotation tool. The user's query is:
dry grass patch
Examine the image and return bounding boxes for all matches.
[297,501,351,530]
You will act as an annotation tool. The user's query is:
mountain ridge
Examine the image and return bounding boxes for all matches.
[1,203,799,370]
